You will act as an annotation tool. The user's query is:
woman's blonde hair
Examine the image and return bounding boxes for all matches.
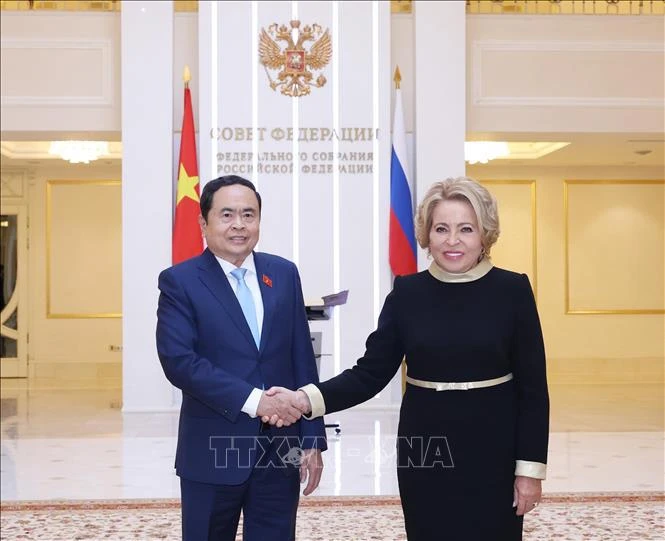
[415,177,500,255]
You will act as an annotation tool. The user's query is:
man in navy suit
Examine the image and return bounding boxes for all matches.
[156,175,327,541]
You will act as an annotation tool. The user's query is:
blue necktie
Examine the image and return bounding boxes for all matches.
[230,268,260,348]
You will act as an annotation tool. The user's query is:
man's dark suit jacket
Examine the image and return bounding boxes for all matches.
[156,248,327,485]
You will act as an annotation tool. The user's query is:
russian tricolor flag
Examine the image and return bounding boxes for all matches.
[389,80,417,276]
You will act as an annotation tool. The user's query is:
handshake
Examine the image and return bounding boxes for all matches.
[256,387,313,427]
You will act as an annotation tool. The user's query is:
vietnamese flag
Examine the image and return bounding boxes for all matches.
[172,66,203,264]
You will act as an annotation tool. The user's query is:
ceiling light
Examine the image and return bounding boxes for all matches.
[48,141,109,164]
[464,141,510,164]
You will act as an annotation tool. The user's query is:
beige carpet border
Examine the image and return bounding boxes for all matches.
[2,492,663,512]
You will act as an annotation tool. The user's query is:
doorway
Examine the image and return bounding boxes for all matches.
[0,204,28,378]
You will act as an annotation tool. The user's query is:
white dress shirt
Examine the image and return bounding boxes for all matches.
[213,253,264,418]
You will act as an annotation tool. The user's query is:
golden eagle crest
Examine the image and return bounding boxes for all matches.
[259,20,332,98]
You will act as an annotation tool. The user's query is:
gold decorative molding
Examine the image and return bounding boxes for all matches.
[0,0,196,11]
[174,0,197,11]
[46,180,122,319]
[466,0,664,16]
[2,0,660,15]
[0,170,26,199]
[564,179,665,315]
[392,0,412,14]
[1,0,119,11]
[480,180,538,299]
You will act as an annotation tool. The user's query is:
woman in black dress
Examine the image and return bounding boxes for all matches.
[271,177,549,540]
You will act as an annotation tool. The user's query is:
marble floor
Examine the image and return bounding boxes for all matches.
[0,382,663,501]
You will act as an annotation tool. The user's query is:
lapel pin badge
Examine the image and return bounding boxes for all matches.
[262,274,273,287]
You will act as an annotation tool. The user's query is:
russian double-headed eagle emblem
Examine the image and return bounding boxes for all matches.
[259,20,332,98]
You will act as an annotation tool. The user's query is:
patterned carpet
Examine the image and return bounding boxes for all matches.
[1,492,663,540]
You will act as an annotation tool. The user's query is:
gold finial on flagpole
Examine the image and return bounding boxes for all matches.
[393,66,401,90]
[183,65,191,88]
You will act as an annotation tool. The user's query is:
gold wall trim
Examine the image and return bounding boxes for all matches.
[46,179,122,319]
[174,0,197,11]
[1,0,197,11]
[1,0,119,11]
[564,179,665,315]
[466,0,665,16]
[392,0,412,14]
[2,0,661,15]
[480,179,538,299]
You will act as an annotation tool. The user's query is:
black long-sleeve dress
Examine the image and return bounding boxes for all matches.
[315,261,550,541]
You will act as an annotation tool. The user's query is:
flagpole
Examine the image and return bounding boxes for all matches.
[394,65,408,396]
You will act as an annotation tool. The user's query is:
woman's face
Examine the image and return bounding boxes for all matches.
[428,199,484,273]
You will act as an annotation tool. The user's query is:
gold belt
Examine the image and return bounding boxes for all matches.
[406,373,513,391]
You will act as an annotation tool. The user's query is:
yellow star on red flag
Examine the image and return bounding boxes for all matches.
[173,81,203,264]
[176,163,200,205]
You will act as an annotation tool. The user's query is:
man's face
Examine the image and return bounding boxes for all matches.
[199,184,260,266]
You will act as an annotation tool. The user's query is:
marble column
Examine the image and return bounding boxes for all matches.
[121,1,175,412]
[414,0,466,271]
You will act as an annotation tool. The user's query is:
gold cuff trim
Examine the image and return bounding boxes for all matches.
[515,460,547,480]
[299,383,326,419]
[406,373,513,391]
[428,257,493,283]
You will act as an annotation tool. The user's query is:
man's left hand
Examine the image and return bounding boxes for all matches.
[513,475,542,516]
[300,448,323,496]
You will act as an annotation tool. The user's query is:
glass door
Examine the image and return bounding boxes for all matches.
[0,205,27,377]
